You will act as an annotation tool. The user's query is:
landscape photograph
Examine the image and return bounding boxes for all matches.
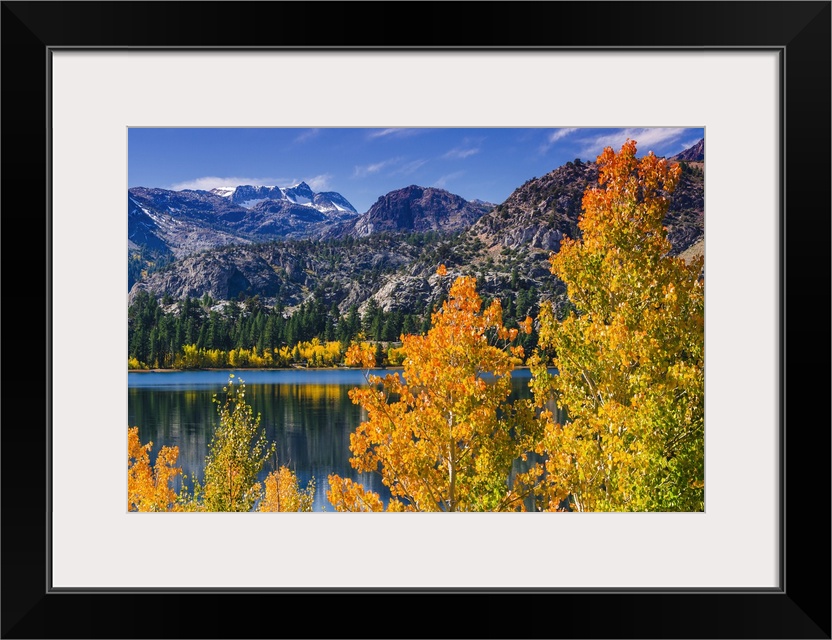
[127,126,705,513]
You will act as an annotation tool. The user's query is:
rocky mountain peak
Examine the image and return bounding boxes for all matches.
[210,182,356,214]
[671,138,705,162]
[347,185,492,237]
[285,181,314,199]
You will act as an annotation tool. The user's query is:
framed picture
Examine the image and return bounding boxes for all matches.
[3,2,829,638]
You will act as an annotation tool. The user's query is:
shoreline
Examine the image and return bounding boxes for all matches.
[128,366,403,373]
[128,365,535,373]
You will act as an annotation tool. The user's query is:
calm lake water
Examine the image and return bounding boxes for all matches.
[128,368,546,512]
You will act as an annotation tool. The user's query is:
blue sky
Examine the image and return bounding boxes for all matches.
[129,127,704,213]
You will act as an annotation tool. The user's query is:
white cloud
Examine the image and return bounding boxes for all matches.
[393,159,428,175]
[304,174,332,191]
[368,128,397,139]
[367,128,421,139]
[294,128,320,143]
[677,137,702,152]
[169,176,287,191]
[168,174,335,193]
[353,157,401,178]
[578,128,688,158]
[433,171,464,189]
[443,146,480,160]
[539,127,578,153]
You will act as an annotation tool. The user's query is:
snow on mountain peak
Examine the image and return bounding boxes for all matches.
[207,182,356,215]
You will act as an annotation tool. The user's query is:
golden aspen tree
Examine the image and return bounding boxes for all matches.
[529,140,705,511]
[201,375,275,512]
[127,426,182,512]
[258,467,316,512]
[327,267,541,512]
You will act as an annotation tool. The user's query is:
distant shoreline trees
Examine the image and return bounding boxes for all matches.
[127,290,540,371]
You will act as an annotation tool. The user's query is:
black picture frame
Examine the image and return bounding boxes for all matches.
[2,2,829,638]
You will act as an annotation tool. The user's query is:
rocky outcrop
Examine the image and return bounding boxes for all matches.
[362,275,433,313]
[469,140,704,259]
[469,159,594,255]
[663,157,705,254]
[128,249,283,304]
[128,234,426,313]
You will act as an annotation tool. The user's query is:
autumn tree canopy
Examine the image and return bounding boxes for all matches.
[327,267,541,512]
[529,140,705,511]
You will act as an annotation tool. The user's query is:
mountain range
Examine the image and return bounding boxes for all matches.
[128,139,704,315]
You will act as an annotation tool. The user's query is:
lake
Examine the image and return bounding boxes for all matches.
[128,368,547,512]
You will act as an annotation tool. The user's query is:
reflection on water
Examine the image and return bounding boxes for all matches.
[128,368,553,512]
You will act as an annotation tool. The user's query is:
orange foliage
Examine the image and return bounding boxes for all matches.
[326,475,385,512]
[127,426,181,512]
[259,466,316,512]
[530,140,704,512]
[329,267,542,512]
